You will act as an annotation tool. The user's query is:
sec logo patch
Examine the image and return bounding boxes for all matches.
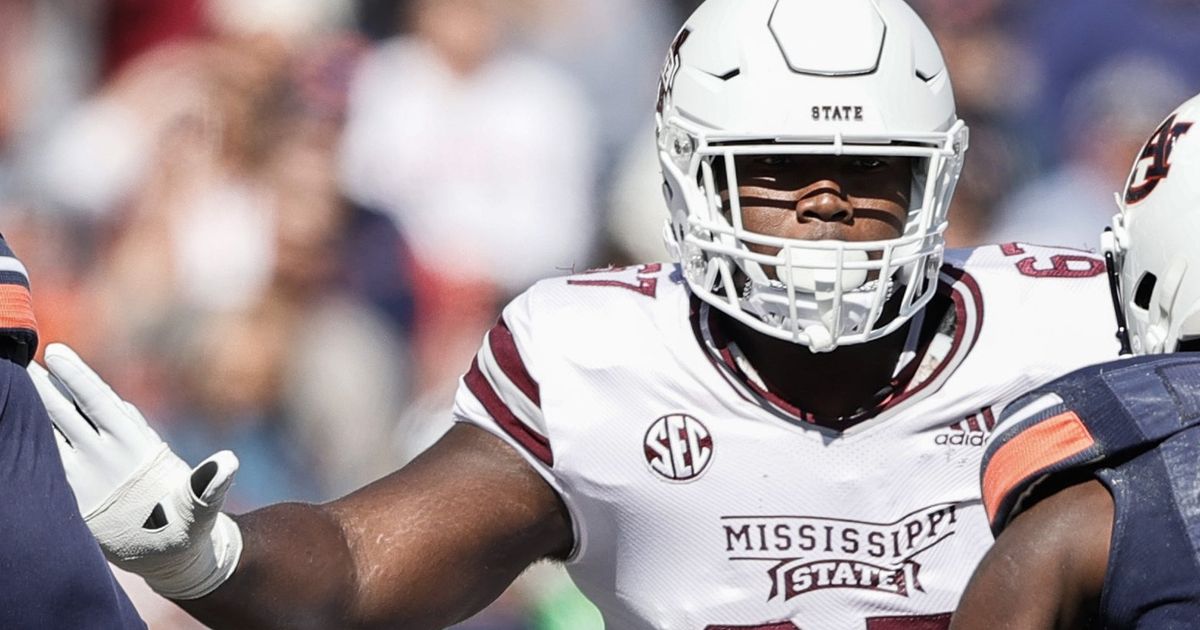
[644,414,713,482]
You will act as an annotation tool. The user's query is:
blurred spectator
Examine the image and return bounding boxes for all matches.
[914,0,1038,122]
[942,124,1021,248]
[0,0,102,208]
[1017,0,1200,166]
[356,0,409,41]
[170,30,409,505]
[166,303,325,508]
[341,5,602,627]
[340,0,598,398]
[25,0,407,506]
[207,0,353,49]
[37,13,407,626]
[263,82,411,497]
[517,0,677,183]
[987,56,1191,251]
[101,0,206,79]
[909,0,1032,248]
[606,120,668,264]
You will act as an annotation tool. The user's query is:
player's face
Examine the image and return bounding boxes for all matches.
[719,155,913,249]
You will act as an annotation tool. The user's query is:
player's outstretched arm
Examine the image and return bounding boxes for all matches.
[30,344,573,630]
[185,423,572,629]
[950,478,1112,630]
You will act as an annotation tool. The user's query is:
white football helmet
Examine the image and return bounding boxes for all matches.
[656,0,967,352]
[1104,92,1200,355]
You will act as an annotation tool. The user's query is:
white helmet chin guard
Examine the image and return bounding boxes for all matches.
[1105,91,1200,356]
[656,0,968,352]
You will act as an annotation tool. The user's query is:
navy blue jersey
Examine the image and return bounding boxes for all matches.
[0,235,143,628]
[0,357,145,628]
[982,354,1200,628]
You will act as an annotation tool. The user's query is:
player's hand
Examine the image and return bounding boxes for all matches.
[28,343,243,600]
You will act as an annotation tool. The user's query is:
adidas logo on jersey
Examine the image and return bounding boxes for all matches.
[934,408,996,447]
[935,432,986,447]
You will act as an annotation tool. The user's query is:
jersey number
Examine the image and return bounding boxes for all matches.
[999,243,1104,278]
[567,263,661,298]
[705,612,950,630]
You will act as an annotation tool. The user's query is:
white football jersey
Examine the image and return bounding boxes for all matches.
[453,244,1120,630]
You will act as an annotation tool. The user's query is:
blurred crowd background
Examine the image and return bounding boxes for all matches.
[1,0,1198,627]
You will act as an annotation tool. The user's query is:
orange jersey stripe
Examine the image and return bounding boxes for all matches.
[982,410,1096,525]
[0,283,37,333]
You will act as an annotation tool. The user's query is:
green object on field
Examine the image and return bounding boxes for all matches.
[530,578,603,630]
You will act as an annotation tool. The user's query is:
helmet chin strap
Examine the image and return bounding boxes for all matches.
[741,249,882,352]
[662,220,683,262]
[1101,228,1133,356]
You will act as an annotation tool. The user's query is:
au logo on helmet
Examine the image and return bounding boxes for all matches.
[1125,114,1194,205]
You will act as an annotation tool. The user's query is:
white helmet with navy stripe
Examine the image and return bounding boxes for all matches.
[656,0,968,352]
[1105,92,1200,355]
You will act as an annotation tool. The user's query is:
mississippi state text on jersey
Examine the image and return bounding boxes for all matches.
[454,243,1120,630]
[982,354,1200,628]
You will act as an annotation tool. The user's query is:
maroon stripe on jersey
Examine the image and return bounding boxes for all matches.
[867,612,951,629]
[488,318,541,407]
[687,296,824,423]
[877,264,986,411]
[982,407,997,431]
[722,347,813,423]
[941,265,985,346]
[465,357,553,466]
[687,297,756,406]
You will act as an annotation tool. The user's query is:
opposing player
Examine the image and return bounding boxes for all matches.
[31,1,1123,628]
[0,236,144,628]
[953,93,1200,629]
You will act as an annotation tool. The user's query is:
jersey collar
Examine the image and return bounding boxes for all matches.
[690,264,985,432]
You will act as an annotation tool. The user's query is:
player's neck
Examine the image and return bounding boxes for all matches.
[720,312,911,423]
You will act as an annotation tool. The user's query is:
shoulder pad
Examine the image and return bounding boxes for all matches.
[0,237,37,365]
[982,354,1200,534]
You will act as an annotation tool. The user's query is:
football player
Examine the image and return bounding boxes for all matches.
[30,1,1123,628]
[953,93,1200,629]
[0,236,144,628]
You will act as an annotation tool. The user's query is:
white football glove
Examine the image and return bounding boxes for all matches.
[28,343,243,600]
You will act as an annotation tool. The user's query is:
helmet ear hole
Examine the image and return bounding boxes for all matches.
[1177,337,1200,352]
[1133,272,1159,310]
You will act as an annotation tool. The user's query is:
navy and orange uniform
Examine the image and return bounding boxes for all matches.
[982,354,1200,628]
[0,237,144,628]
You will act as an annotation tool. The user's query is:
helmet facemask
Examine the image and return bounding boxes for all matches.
[661,119,968,352]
